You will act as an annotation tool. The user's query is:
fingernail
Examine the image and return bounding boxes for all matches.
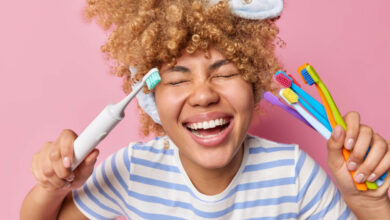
[347,161,357,171]
[66,173,75,182]
[64,182,71,188]
[332,126,342,140]
[63,157,71,168]
[367,173,377,182]
[345,138,354,150]
[354,173,365,183]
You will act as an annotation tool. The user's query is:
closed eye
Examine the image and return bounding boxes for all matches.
[214,73,240,78]
[167,80,189,86]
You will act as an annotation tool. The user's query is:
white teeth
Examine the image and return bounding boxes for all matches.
[203,121,209,129]
[209,120,215,128]
[191,129,225,138]
[186,118,229,130]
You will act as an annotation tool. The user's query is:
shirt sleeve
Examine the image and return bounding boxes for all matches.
[295,148,357,220]
[72,146,132,220]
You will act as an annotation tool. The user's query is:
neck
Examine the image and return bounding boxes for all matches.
[179,146,244,195]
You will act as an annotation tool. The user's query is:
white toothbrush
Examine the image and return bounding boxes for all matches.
[71,68,161,170]
[279,88,331,140]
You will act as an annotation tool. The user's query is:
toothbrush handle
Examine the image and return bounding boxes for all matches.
[71,104,123,170]
[292,83,328,120]
[294,104,331,140]
[262,92,314,129]
[298,97,332,131]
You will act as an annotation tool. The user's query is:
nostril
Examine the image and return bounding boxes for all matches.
[188,85,220,107]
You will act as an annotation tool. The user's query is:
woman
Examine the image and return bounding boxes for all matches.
[21,0,390,219]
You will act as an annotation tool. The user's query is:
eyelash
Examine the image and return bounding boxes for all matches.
[167,73,239,85]
[168,80,188,86]
[215,73,239,78]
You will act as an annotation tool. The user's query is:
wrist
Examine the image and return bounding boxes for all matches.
[21,185,72,220]
[35,184,71,202]
[344,194,390,219]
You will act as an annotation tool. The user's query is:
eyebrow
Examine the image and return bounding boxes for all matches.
[167,59,230,73]
[170,65,190,73]
[209,59,230,71]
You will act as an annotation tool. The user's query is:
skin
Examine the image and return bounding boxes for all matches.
[20,130,95,219]
[20,48,390,219]
[327,114,390,219]
[154,47,255,195]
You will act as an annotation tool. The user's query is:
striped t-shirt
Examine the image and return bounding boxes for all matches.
[73,135,356,219]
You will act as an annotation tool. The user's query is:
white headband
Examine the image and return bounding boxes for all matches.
[131,0,283,124]
[130,67,162,124]
[210,0,283,20]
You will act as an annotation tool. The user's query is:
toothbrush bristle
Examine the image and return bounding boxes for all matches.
[287,74,302,87]
[298,70,308,84]
[145,71,161,90]
[276,74,292,88]
[281,88,299,104]
[300,69,315,86]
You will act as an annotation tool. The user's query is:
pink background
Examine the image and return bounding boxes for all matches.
[1,0,389,219]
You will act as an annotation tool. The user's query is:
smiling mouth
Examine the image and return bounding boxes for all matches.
[184,118,231,138]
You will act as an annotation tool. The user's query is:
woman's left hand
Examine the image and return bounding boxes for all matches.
[327,111,390,219]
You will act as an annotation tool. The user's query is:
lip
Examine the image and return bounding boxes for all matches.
[183,112,234,147]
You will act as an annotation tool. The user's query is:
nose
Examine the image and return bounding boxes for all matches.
[187,82,220,108]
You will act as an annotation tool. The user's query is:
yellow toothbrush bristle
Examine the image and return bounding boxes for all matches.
[282,88,299,104]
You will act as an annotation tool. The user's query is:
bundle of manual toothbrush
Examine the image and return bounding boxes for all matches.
[263,63,387,191]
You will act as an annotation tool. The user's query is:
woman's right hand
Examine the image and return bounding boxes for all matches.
[31,129,99,193]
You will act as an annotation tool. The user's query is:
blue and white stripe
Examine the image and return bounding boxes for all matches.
[73,135,356,219]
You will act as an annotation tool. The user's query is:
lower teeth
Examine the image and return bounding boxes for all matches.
[191,127,226,138]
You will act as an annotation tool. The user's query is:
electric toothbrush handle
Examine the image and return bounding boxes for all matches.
[71,104,123,171]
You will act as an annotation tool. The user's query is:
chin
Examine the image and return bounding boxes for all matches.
[194,149,236,169]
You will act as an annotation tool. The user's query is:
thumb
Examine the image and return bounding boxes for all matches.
[327,125,346,171]
[72,149,99,187]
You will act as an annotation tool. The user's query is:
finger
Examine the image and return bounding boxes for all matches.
[42,159,55,178]
[38,164,67,190]
[376,169,390,194]
[86,149,100,164]
[347,125,372,172]
[73,149,99,185]
[81,149,99,170]
[327,125,346,171]
[46,175,68,190]
[33,147,56,188]
[35,172,53,190]
[367,142,390,182]
[343,111,360,150]
[32,156,49,188]
[49,148,71,179]
[57,129,78,169]
[35,141,53,178]
[355,133,387,183]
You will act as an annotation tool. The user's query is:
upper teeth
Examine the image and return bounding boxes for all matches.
[186,118,228,130]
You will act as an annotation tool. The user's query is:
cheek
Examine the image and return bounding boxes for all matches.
[154,87,187,123]
[218,81,254,116]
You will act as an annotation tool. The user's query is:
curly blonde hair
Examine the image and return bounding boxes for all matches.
[85,0,282,136]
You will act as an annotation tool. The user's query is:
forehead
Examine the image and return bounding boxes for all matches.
[160,47,229,72]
